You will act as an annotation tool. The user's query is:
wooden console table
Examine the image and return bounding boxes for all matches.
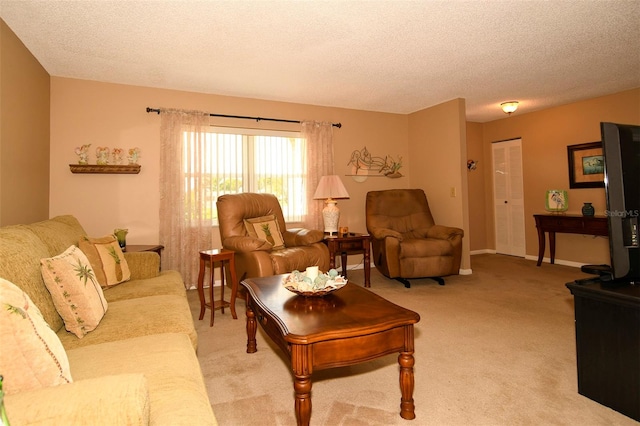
[534,214,608,266]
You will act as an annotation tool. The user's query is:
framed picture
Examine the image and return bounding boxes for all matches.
[567,142,605,189]
[545,189,569,212]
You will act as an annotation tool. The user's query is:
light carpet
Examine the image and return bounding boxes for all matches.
[186,254,637,425]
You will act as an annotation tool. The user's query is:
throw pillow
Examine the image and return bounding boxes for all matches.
[40,245,108,338]
[244,215,285,250]
[0,277,73,395]
[78,235,131,288]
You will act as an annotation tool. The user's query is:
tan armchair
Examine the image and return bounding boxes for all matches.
[216,193,330,283]
[366,189,464,287]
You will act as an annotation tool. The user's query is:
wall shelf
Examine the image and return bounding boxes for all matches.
[69,164,141,174]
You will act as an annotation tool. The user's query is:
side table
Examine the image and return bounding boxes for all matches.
[323,232,371,287]
[197,249,238,326]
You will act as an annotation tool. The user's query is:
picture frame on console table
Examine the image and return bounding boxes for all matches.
[567,142,605,189]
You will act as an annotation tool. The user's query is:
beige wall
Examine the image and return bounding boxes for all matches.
[0,20,50,226]
[465,121,487,251]
[49,77,411,248]
[479,88,640,265]
[408,98,471,271]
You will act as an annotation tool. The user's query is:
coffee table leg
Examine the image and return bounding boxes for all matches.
[245,299,257,354]
[398,351,416,420]
[291,345,312,426]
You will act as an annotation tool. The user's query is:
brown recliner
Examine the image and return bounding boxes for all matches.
[216,193,330,283]
[366,189,464,287]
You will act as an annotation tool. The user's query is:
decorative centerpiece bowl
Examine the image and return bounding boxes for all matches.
[283,267,347,297]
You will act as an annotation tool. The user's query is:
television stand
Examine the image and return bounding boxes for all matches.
[565,280,640,421]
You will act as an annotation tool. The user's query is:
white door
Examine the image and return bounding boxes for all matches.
[492,139,526,257]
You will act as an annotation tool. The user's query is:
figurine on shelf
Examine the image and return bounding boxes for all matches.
[112,147,124,165]
[74,144,91,164]
[128,147,141,164]
[96,146,110,165]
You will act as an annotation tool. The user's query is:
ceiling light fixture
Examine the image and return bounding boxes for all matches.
[501,101,519,115]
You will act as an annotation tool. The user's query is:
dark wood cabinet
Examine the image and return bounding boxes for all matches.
[566,281,640,421]
[534,214,608,266]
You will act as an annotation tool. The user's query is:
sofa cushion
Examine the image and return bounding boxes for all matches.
[244,215,285,249]
[79,235,131,288]
[4,374,150,425]
[27,215,87,257]
[57,294,198,350]
[0,225,64,331]
[66,333,216,425]
[103,270,186,302]
[0,278,72,395]
[41,245,108,338]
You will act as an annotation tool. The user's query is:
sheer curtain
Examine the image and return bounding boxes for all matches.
[302,121,335,230]
[159,109,211,288]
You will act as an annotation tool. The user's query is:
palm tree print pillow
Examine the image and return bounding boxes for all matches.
[0,277,73,394]
[244,215,285,250]
[79,235,131,288]
[40,245,108,338]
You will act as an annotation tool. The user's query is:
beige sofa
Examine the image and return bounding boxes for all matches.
[0,215,217,425]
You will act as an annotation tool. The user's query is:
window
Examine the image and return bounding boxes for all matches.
[183,127,307,224]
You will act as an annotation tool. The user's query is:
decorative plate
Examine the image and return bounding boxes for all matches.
[283,270,347,297]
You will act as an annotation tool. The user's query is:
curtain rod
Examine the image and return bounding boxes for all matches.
[146,107,342,128]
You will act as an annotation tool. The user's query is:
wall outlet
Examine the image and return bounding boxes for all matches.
[450,187,456,197]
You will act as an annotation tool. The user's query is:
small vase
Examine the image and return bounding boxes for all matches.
[114,228,128,250]
[582,202,595,216]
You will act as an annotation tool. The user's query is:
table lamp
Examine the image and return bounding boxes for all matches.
[313,175,350,235]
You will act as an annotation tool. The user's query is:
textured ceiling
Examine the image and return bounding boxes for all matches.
[1,0,639,122]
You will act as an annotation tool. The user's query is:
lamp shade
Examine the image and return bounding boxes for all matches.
[313,175,350,200]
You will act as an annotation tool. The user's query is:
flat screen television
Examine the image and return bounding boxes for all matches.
[600,122,640,284]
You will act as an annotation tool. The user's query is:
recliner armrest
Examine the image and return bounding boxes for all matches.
[369,227,403,241]
[427,225,464,241]
[222,235,273,252]
[284,228,324,246]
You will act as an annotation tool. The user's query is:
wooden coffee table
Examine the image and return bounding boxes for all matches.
[241,274,420,426]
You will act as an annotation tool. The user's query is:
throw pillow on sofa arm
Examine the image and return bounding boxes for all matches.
[78,235,131,288]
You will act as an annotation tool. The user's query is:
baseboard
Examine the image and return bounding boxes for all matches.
[472,250,588,269]
[523,254,584,269]
[470,249,497,255]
